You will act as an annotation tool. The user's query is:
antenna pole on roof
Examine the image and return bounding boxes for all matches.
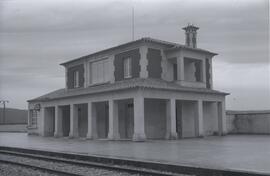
[132,5,134,41]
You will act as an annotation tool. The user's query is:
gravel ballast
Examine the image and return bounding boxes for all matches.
[0,153,142,176]
[0,162,58,176]
[0,153,193,176]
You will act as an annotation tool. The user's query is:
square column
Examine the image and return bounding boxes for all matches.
[86,102,98,139]
[209,58,213,89]
[40,107,46,136]
[165,99,178,139]
[69,104,79,138]
[27,105,31,128]
[218,101,227,136]
[108,100,120,140]
[133,96,146,141]
[195,100,204,137]
[54,106,63,137]
[65,67,68,90]
[202,59,206,83]
[177,56,185,81]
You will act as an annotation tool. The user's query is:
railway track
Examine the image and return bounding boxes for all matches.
[1,146,265,176]
[0,149,187,176]
[0,158,82,176]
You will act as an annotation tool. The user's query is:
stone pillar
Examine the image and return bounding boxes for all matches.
[40,107,46,136]
[195,100,204,137]
[69,104,79,138]
[218,101,227,136]
[133,96,146,141]
[108,100,120,140]
[54,106,63,137]
[27,105,31,127]
[86,102,98,139]
[177,55,185,81]
[165,99,178,139]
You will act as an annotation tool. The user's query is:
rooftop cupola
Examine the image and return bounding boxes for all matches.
[183,24,199,48]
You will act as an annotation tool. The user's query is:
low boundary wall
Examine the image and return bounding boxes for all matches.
[226,110,270,134]
[0,124,27,132]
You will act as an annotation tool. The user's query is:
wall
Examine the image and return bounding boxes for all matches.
[118,99,134,139]
[181,101,196,138]
[203,102,218,136]
[205,58,211,89]
[44,107,55,136]
[96,102,109,138]
[62,106,70,137]
[0,124,27,132]
[29,85,226,137]
[114,49,140,81]
[145,99,166,139]
[67,64,84,89]
[0,108,27,124]
[147,48,162,78]
[27,103,41,135]
[78,104,88,137]
[184,59,196,82]
[227,110,270,134]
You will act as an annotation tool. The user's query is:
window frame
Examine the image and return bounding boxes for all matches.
[73,70,79,88]
[89,58,110,85]
[173,63,178,81]
[28,109,38,128]
[123,57,132,79]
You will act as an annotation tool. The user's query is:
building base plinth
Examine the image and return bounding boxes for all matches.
[69,133,79,138]
[86,133,97,140]
[54,133,63,138]
[132,133,146,142]
[108,133,120,140]
[165,132,178,140]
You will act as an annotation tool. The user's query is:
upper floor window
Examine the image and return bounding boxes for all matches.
[173,63,178,81]
[184,58,202,82]
[123,57,132,78]
[73,70,79,88]
[90,59,110,84]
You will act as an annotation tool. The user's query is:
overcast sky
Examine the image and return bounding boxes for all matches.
[0,0,269,110]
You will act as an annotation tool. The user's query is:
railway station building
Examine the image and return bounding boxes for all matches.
[27,25,228,141]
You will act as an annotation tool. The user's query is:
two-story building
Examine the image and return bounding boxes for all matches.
[27,25,228,141]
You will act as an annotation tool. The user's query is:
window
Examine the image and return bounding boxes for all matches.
[29,110,37,128]
[90,59,110,84]
[184,58,203,82]
[123,57,132,78]
[73,70,79,88]
[173,63,178,81]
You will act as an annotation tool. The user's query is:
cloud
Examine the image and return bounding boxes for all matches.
[0,0,269,109]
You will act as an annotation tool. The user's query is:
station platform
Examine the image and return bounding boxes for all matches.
[0,133,269,175]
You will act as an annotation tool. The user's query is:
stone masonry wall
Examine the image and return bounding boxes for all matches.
[226,110,270,134]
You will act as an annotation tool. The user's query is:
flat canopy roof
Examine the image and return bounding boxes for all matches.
[28,78,228,102]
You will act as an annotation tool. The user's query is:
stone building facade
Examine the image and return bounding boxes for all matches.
[27,25,228,141]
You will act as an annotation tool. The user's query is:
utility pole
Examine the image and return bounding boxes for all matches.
[132,5,134,41]
[0,100,9,124]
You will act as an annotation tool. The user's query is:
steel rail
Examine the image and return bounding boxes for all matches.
[0,150,182,176]
[0,158,84,176]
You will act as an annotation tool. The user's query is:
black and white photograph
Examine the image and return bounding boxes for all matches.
[0,0,269,175]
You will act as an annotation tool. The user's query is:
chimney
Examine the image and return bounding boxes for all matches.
[183,24,199,48]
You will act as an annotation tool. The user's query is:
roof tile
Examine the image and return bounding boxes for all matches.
[28,78,228,102]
